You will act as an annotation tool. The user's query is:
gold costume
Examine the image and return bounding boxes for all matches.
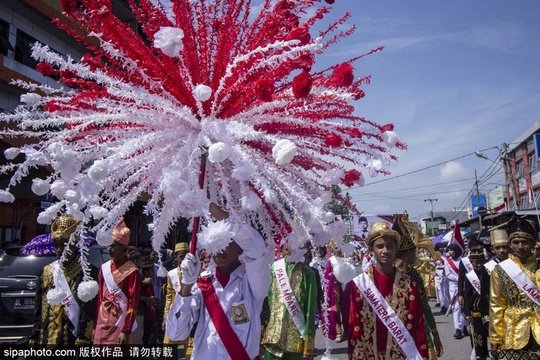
[490,254,540,351]
[262,260,317,358]
[37,259,97,347]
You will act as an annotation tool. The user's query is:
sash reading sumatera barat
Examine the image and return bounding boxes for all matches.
[102,261,137,332]
[352,272,423,360]
[52,261,80,336]
[273,258,306,337]
[499,259,540,305]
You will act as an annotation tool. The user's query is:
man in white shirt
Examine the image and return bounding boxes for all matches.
[166,204,270,360]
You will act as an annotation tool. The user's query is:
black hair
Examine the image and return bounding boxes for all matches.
[142,264,154,276]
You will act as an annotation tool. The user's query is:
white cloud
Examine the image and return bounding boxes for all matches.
[440,161,468,182]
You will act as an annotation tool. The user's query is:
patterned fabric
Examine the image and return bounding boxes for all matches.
[490,254,540,350]
[262,260,317,358]
[348,266,429,359]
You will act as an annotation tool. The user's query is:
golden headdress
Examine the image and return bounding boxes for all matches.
[507,216,538,242]
[489,228,509,246]
[393,213,416,252]
[51,214,80,242]
[365,221,401,246]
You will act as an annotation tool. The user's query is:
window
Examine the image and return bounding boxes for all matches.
[516,160,524,179]
[15,30,41,68]
[0,19,13,56]
[530,152,538,173]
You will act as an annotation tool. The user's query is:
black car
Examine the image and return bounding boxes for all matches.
[0,245,110,344]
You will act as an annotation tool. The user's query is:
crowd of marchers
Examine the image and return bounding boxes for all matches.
[28,203,540,360]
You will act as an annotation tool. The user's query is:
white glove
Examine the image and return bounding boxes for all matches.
[180,253,201,285]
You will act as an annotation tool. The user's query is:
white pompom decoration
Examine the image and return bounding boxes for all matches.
[154,26,184,57]
[88,160,108,181]
[96,229,114,246]
[89,205,108,220]
[332,257,357,284]
[382,130,399,148]
[46,287,66,306]
[208,142,231,163]
[193,84,212,101]
[0,190,15,203]
[231,163,255,181]
[322,168,345,185]
[50,180,68,198]
[198,220,235,255]
[64,190,81,204]
[77,280,99,302]
[20,93,42,104]
[31,178,50,196]
[162,170,185,198]
[368,159,383,178]
[241,191,262,211]
[4,148,20,160]
[157,265,168,277]
[272,139,297,165]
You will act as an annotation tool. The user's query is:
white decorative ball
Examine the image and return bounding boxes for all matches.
[31,178,50,196]
[208,142,231,163]
[272,139,297,165]
[0,190,15,203]
[4,148,20,160]
[77,280,99,302]
[88,160,108,181]
[154,26,184,58]
[193,84,212,101]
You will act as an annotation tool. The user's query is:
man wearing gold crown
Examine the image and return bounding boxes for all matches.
[393,215,443,359]
[34,214,98,348]
[490,217,540,359]
[93,218,141,345]
[348,221,429,359]
[484,229,510,274]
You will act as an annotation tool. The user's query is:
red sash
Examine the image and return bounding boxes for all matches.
[197,276,250,360]
[447,258,459,275]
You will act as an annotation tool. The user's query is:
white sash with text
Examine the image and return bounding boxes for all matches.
[499,259,540,305]
[52,261,80,336]
[465,270,482,294]
[484,259,497,272]
[168,268,181,294]
[353,272,422,360]
[273,258,306,336]
[461,257,474,273]
[102,261,137,331]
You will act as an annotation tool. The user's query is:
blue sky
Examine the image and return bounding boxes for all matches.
[310,1,540,222]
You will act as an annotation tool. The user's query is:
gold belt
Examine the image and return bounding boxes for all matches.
[472,312,482,318]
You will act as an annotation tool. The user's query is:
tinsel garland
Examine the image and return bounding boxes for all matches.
[0,0,406,262]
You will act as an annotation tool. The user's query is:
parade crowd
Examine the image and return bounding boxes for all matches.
[29,204,540,360]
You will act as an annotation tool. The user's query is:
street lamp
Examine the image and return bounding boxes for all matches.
[475,148,517,210]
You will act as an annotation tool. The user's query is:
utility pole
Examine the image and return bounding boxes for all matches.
[502,143,519,210]
[475,170,483,231]
[424,198,437,236]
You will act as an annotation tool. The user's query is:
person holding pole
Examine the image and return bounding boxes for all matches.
[165,203,270,360]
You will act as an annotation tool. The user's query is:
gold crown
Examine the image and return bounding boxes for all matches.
[366,221,401,246]
[51,214,80,241]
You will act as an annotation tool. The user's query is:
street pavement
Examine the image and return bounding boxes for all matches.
[313,299,474,360]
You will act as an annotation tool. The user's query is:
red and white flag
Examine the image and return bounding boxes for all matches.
[493,202,506,214]
[528,183,535,208]
[449,221,465,252]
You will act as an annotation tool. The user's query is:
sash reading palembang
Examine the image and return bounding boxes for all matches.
[499,259,540,305]
[197,276,250,360]
[52,261,80,336]
[168,268,181,294]
[353,272,423,360]
[273,258,306,336]
[102,261,137,332]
